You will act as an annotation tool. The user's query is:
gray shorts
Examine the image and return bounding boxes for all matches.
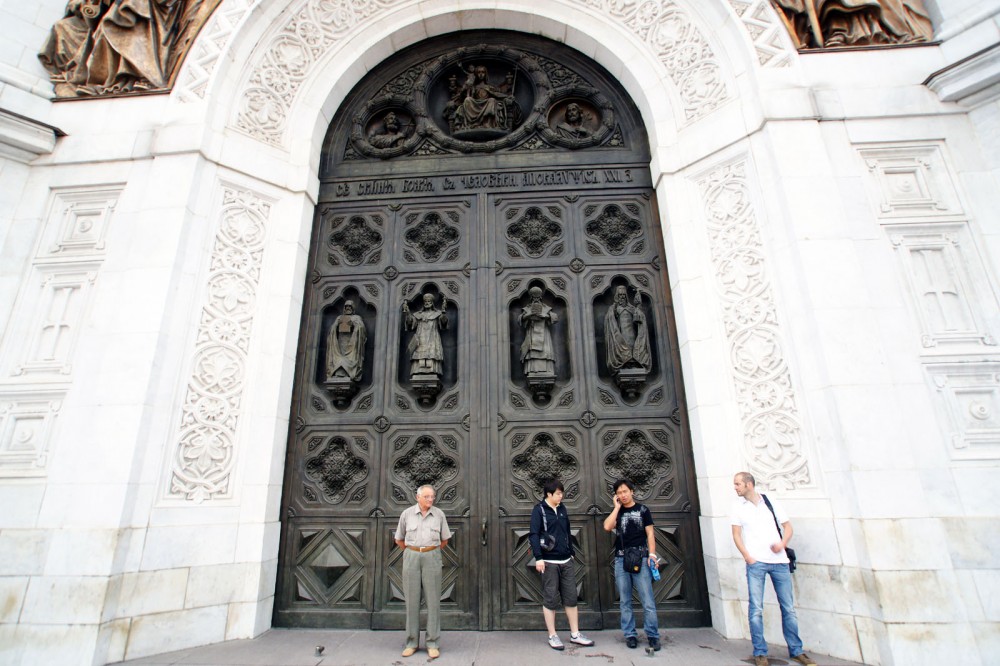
[540,561,577,610]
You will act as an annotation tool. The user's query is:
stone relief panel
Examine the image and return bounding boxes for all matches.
[726,0,797,67]
[166,184,272,502]
[398,203,468,271]
[501,274,579,412]
[694,158,812,491]
[175,0,258,102]
[321,207,386,268]
[0,185,121,477]
[886,223,998,351]
[499,424,588,515]
[395,279,463,409]
[0,390,63,477]
[858,143,963,220]
[233,0,730,145]
[925,362,1000,461]
[569,0,730,122]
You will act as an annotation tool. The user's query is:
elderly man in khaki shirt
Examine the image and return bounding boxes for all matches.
[394,484,452,659]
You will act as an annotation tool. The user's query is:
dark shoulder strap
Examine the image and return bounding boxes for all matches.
[761,494,783,537]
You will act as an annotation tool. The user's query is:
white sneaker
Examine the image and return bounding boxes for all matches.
[570,632,594,646]
[548,634,565,650]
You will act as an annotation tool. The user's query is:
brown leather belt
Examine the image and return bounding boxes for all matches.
[406,545,439,552]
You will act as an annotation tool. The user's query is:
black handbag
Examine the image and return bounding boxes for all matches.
[622,546,647,574]
[761,494,797,573]
[538,503,556,552]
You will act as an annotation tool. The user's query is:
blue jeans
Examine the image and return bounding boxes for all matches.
[746,561,803,657]
[614,556,659,640]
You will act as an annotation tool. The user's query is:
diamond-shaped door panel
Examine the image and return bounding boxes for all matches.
[289,525,371,611]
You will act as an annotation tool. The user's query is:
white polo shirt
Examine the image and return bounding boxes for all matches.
[730,494,791,564]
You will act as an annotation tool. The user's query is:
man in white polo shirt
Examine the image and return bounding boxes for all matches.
[731,471,815,666]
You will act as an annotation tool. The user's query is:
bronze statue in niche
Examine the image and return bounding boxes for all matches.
[324,299,366,406]
[605,284,651,399]
[443,63,522,138]
[403,292,449,404]
[519,286,558,403]
[38,0,221,97]
[771,0,933,49]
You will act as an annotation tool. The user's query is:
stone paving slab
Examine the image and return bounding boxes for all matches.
[113,628,868,666]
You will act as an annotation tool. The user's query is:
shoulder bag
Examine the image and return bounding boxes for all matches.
[761,493,797,573]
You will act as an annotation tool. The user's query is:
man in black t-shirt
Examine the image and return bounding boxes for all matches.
[603,478,660,651]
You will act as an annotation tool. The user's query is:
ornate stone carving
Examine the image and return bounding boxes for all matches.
[771,0,933,49]
[402,292,448,404]
[695,159,810,490]
[926,363,1000,461]
[727,0,797,67]
[324,298,367,405]
[175,0,255,101]
[39,0,222,97]
[511,433,578,494]
[305,436,369,503]
[518,286,558,403]
[168,185,271,502]
[604,284,652,399]
[443,62,522,139]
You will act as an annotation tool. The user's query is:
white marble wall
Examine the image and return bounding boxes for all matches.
[1,1,998,664]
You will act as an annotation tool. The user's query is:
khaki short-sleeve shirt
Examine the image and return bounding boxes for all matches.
[394,504,452,548]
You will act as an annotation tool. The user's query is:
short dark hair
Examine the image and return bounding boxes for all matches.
[613,479,634,493]
[736,472,755,486]
[542,479,564,498]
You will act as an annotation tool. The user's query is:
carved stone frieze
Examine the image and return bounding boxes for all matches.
[175,0,257,101]
[167,185,271,502]
[695,159,811,491]
[726,0,796,67]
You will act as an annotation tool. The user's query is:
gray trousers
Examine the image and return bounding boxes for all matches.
[402,548,443,648]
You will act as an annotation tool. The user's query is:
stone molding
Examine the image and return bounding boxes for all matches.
[694,157,812,491]
[175,0,260,102]
[165,184,272,503]
[227,0,734,145]
[725,0,796,67]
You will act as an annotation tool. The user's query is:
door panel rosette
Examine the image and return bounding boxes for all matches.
[291,425,377,517]
[391,275,469,415]
[498,422,590,516]
[574,192,658,266]
[305,278,385,416]
[284,521,373,611]
[493,195,571,269]
[580,266,678,416]
[380,423,469,518]
[394,199,473,275]
[499,517,598,615]
[499,270,581,415]
[595,422,688,513]
[316,201,390,274]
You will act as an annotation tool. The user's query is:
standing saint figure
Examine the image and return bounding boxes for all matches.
[326,300,366,382]
[605,285,651,373]
[519,287,557,378]
[403,293,448,380]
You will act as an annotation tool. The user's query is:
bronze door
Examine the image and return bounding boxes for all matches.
[273,30,710,631]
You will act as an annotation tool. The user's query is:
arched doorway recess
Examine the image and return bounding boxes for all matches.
[275,30,710,631]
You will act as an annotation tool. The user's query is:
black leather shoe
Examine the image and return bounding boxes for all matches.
[626,636,638,649]
[648,637,661,651]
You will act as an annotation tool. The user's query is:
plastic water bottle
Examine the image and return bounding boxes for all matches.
[649,555,661,581]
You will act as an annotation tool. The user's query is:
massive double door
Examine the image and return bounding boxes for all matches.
[274,31,709,631]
